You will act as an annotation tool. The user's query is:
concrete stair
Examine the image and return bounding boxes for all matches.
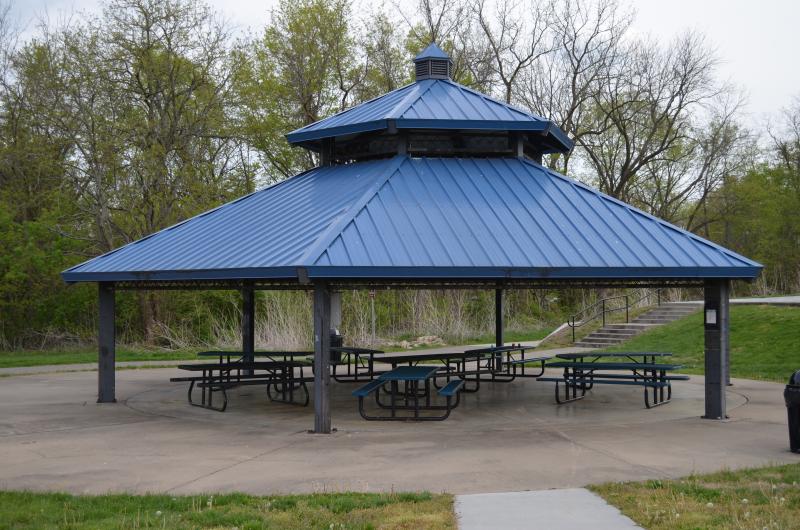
[574,303,700,348]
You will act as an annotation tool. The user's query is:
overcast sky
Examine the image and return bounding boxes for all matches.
[10,0,800,122]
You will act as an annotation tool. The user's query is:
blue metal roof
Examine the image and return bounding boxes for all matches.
[63,155,761,283]
[285,78,574,153]
[415,43,450,61]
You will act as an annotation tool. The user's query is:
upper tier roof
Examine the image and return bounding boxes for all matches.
[285,47,573,154]
[62,155,761,283]
[415,42,451,60]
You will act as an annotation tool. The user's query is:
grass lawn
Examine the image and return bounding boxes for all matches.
[600,305,800,382]
[0,346,201,369]
[592,462,800,530]
[0,490,454,529]
[0,328,553,369]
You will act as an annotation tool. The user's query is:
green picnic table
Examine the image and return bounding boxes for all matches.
[540,352,689,408]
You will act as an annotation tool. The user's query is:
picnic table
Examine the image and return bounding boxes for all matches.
[463,345,551,383]
[375,346,550,392]
[540,352,689,408]
[352,366,464,421]
[556,351,673,363]
[171,360,311,411]
[330,346,384,382]
[197,350,313,364]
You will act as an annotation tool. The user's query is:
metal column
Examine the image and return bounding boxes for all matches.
[97,282,116,403]
[313,283,332,433]
[242,287,255,374]
[495,289,504,347]
[703,279,730,419]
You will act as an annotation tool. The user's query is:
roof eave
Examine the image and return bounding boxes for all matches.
[286,118,573,153]
[286,119,389,145]
[61,264,761,285]
[304,265,762,280]
[61,267,300,284]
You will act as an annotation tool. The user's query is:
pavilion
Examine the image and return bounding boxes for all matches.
[62,44,761,433]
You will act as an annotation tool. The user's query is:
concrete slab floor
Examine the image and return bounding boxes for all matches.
[0,368,796,495]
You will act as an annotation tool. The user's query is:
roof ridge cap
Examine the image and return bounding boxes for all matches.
[446,79,546,121]
[387,79,436,119]
[288,83,416,135]
[518,158,762,268]
[298,156,408,267]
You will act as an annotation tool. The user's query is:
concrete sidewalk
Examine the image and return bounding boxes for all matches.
[455,489,641,529]
[680,295,800,306]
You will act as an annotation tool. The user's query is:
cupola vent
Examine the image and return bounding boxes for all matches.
[414,43,452,81]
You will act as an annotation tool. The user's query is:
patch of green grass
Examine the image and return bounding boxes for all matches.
[592,462,800,530]
[381,328,552,353]
[466,328,552,345]
[600,305,800,382]
[0,327,553,369]
[0,347,201,369]
[0,490,454,529]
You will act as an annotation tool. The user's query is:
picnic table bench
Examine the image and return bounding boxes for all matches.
[352,366,464,421]
[539,352,688,408]
[170,360,311,412]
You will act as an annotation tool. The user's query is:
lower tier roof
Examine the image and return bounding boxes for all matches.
[62,155,761,283]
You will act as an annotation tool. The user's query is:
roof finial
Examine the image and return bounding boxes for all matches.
[413,43,452,81]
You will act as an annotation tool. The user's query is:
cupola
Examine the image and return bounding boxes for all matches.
[413,43,453,80]
[285,43,574,164]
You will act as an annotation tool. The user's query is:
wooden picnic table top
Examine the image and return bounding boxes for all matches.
[556,352,672,360]
[546,361,684,371]
[177,361,308,371]
[378,366,440,382]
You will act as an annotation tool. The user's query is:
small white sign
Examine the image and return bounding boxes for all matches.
[705,309,717,325]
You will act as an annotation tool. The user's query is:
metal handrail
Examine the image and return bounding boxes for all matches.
[568,289,662,342]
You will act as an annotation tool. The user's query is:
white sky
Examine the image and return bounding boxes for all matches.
[10,0,800,121]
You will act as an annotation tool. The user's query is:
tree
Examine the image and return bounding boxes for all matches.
[5,0,251,342]
[580,32,721,201]
[473,0,553,104]
[518,0,632,174]
[772,96,800,173]
[246,0,357,174]
[624,93,753,231]
[359,10,409,99]
[400,0,494,89]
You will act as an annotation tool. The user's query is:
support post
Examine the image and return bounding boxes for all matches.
[495,289,505,372]
[313,283,332,433]
[98,282,116,403]
[703,279,730,419]
[242,287,255,373]
[320,138,335,166]
[495,289,504,347]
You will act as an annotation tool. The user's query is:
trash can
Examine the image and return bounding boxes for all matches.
[785,370,800,453]
[330,329,343,364]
